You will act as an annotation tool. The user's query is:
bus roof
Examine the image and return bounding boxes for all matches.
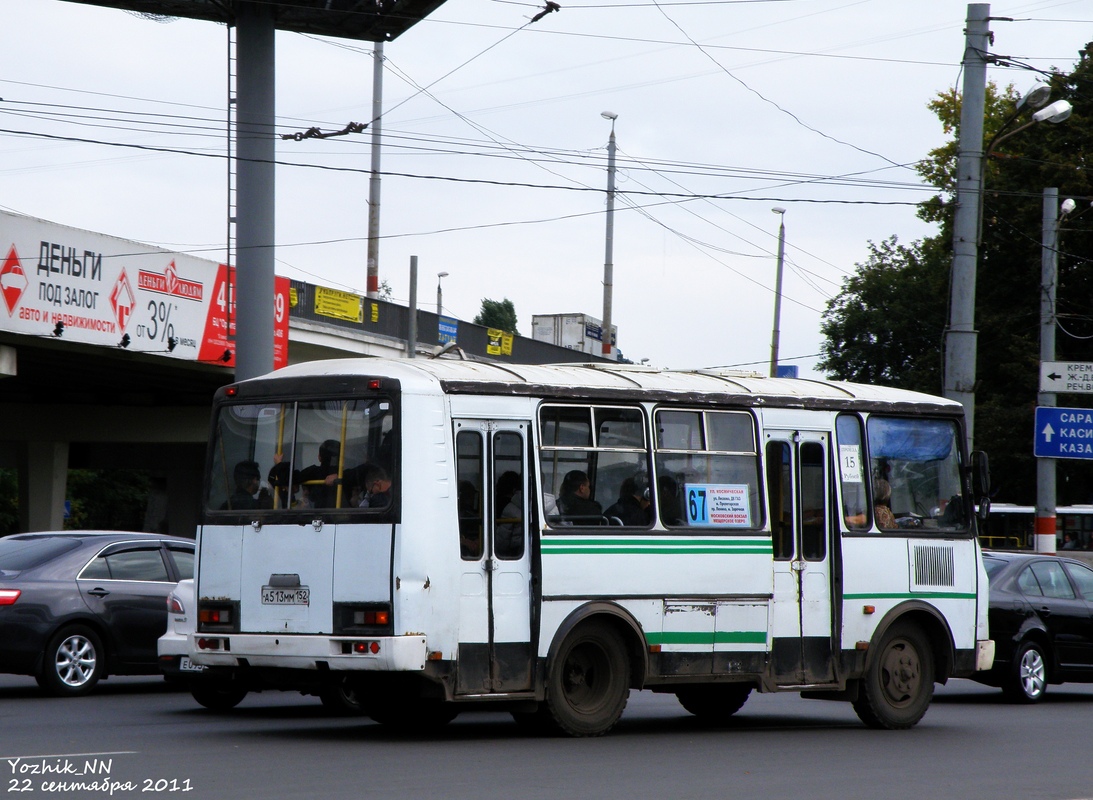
[241,358,964,415]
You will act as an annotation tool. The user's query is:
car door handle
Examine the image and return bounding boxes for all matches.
[1038,605,1052,617]
[86,588,110,597]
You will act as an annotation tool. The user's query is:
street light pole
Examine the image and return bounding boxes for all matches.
[601,111,617,360]
[769,207,786,378]
[943,2,990,453]
[436,271,449,317]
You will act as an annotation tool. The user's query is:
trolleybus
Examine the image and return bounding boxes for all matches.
[190,358,994,734]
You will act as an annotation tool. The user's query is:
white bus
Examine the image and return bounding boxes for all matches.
[191,358,994,735]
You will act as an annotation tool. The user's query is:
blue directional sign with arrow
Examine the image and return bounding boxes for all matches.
[1034,406,1093,459]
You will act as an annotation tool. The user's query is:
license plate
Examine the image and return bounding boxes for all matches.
[261,586,310,605]
[179,656,205,673]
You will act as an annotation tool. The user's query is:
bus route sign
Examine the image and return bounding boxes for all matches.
[1034,406,1093,459]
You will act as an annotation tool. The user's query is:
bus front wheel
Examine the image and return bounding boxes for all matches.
[544,621,630,737]
[852,621,934,730]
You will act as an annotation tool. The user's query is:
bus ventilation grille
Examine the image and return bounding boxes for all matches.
[912,545,955,588]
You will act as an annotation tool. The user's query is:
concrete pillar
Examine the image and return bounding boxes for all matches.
[20,441,69,532]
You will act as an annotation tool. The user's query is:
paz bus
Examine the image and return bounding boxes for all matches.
[190,358,994,735]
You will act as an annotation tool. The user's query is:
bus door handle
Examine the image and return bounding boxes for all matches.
[791,560,806,573]
[485,558,497,572]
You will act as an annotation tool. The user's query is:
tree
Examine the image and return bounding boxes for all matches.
[820,42,1093,504]
[474,298,518,334]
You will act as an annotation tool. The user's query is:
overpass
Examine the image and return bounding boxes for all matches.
[0,214,605,536]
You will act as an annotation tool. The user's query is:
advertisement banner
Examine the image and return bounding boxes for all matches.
[0,211,288,369]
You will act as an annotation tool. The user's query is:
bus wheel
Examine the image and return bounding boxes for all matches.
[1002,641,1047,704]
[544,621,630,737]
[368,699,458,732]
[852,621,934,730]
[191,683,248,711]
[320,677,366,715]
[675,684,752,721]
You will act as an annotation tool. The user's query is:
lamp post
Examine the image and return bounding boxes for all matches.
[436,271,448,317]
[601,111,617,360]
[769,207,787,378]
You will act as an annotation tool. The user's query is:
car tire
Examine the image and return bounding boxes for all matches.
[37,625,105,697]
[1003,640,1048,704]
[191,683,248,711]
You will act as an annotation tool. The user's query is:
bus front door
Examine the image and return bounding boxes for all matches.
[766,430,836,685]
[454,420,534,695]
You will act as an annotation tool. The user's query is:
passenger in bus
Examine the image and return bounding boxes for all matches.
[873,478,897,529]
[496,471,521,517]
[557,470,602,519]
[604,472,652,526]
[458,481,482,558]
[267,457,303,509]
[657,475,683,525]
[223,460,272,511]
[359,464,393,508]
[299,439,342,507]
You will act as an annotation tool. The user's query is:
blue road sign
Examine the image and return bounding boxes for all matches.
[1034,406,1093,459]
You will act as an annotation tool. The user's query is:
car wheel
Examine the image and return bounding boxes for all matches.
[36,625,104,697]
[851,621,934,730]
[1003,641,1047,704]
[191,683,248,711]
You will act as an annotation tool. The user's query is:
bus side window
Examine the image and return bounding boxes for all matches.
[456,431,484,560]
[766,441,793,560]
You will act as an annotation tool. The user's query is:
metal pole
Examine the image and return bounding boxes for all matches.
[769,209,786,377]
[407,255,418,359]
[1036,188,1059,553]
[943,3,990,452]
[234,1,276,381]
[601,118,617,359]
[436,272,447,317]
[366,42,384,299]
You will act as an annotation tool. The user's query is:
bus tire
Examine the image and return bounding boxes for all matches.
[544,621,630,737]
[191,683,248,711]
[852,621,934,730]
[1002,640,1047,704]
[320,677,366,715]
[675,684,752,721]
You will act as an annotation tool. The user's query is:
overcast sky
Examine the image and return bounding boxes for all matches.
[3,0,1090,374]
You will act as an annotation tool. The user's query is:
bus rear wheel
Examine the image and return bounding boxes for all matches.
[676,684,752,721]
[544,621,630,737]
[852,621,934,730]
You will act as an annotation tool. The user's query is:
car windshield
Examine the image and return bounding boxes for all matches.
[0,536,82,571]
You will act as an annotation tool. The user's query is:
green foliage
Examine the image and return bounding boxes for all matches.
[65,469,152,532]
[473,298,519,334]
[821,43,1093,504]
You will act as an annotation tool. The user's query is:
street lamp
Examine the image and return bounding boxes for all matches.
[601,111,618,359]
[769,207,787,378]
[436,271,449,317]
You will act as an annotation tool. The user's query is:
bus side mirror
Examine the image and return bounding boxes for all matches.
[971,450,990,521]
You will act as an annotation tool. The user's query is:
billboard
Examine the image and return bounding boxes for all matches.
[0,211,289,369]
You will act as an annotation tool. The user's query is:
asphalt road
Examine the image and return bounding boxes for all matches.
[2,674,1092,800]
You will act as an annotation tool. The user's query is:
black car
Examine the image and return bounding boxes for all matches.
[0,531,194,696]
[974,550,1093,702]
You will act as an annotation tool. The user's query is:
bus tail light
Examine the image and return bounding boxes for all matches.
[197,601,238,633]
[334,602,392,635]
[346,641,381,655]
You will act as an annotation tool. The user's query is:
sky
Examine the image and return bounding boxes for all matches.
[3,0,1091,376]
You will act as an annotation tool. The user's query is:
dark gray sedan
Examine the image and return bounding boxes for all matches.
[974,550,1093,702]
[0,531,194,696]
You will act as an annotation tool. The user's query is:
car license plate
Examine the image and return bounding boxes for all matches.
[261,586,310,605]
[179,656,205,673]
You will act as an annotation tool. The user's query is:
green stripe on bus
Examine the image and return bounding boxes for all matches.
[541,547,773,555]
[843,592,977,600]
[647,631,768,645]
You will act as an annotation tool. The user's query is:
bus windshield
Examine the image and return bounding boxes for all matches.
[206,397,395,513]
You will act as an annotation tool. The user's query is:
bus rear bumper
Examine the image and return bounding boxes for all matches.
[189,633,428,672]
